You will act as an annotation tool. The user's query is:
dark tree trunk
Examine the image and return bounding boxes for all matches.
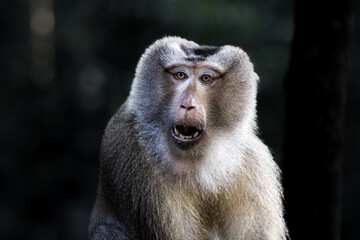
[283,0,355,240]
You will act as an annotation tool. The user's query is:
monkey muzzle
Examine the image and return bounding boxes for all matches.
[171,125,203,143]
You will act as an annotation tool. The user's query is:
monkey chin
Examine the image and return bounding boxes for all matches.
[170,124,204,150]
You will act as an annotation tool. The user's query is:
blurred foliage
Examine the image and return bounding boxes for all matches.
[0,0,359,239]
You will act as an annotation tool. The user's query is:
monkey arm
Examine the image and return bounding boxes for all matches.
[89,187,137,240]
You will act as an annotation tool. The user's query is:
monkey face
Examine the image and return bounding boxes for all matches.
[130,37,258,159]
[163,63,224,149]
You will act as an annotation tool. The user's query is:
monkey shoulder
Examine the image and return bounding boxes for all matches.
[98,103,151,200]
[234,134,281,188]
[242,134,274,165]
[92,104,152,238]
[100,104,145,168]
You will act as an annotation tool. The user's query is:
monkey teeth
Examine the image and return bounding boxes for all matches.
[174,126,181,136]
[172,125,202,141]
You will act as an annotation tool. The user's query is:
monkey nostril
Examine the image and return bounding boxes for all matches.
[181,105,195,111]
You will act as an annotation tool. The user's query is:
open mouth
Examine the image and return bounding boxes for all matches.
[171,125,203,142]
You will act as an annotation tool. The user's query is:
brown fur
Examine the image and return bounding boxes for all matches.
[89,37,287,240]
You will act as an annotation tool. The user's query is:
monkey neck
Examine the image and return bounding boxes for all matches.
[132,106,257,193]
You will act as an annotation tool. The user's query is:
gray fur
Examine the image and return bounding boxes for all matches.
[89,37,288,240]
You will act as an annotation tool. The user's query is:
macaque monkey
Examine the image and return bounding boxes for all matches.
[89,37,287,240]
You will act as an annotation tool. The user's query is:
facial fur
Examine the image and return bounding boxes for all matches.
[128,37,258,171]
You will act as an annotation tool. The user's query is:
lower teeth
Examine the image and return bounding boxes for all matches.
[173,126,201,140]
[180,134,192,139]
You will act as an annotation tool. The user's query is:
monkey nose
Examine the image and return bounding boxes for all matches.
[180,104,195,111]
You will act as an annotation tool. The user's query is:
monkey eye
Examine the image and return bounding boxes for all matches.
[175,72,187,80]
[201,74,211,82]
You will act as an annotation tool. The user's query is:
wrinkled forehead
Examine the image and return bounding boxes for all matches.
[180,44,221,62]
[160,41,229,73]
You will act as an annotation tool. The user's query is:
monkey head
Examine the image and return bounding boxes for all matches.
[127,37,258,164]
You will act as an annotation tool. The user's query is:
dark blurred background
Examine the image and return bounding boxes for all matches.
[0,0,359,239]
